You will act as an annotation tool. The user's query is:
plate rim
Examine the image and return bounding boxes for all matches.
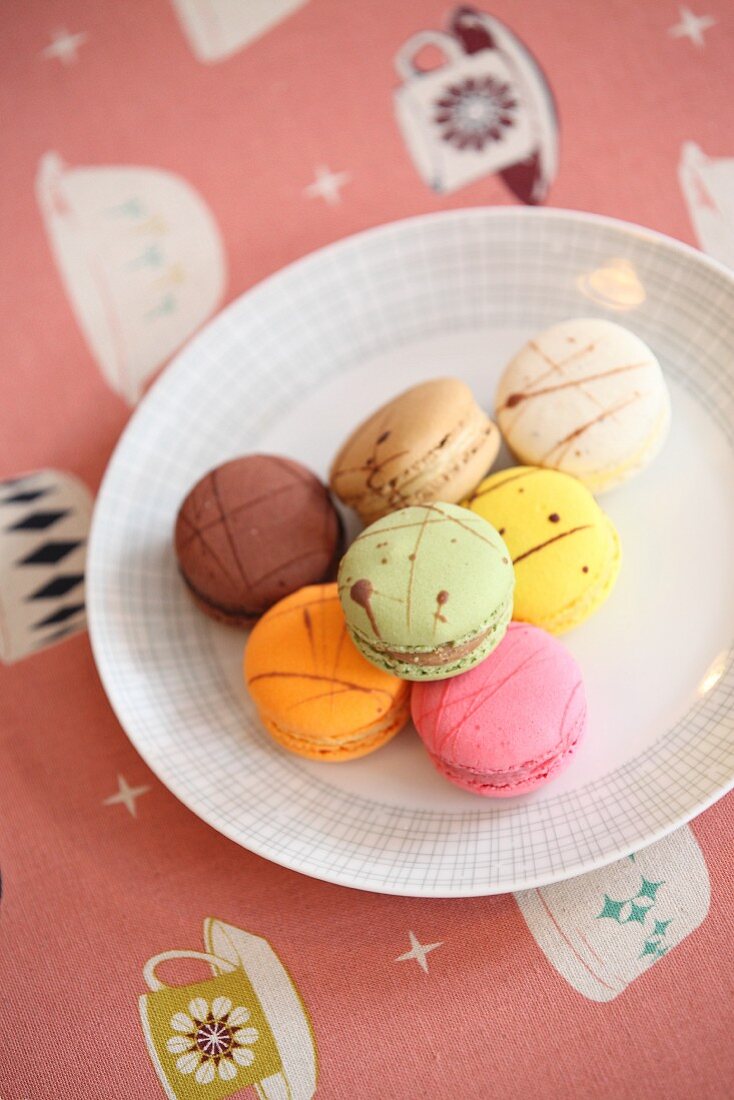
[87,205,734,896]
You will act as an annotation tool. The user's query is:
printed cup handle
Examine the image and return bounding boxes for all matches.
[394,31,464,81]
[143,950,236,992]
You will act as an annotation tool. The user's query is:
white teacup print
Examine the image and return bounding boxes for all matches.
[36,153,226,404]
[679,142,734,269]
[393,9,557,201]
[170,0,311,63]
[515,825,710,1002]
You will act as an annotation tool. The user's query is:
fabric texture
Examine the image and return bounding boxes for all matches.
[2,1,734,1097]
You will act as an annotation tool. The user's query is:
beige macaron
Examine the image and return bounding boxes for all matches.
[495,318,671,494]
[329,378,500,523]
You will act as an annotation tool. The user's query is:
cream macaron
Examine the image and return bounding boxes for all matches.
[329,378,500,523]
[495,318,671,493]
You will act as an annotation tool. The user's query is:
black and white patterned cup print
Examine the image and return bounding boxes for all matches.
[0,470,93,663]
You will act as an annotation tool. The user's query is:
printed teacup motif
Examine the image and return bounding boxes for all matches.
[170,0,310,63]
[394,6,558,202]
[36,152,226,404]
[679,141,734,268]
[139,919,316,1099]
[514,825,710,1002]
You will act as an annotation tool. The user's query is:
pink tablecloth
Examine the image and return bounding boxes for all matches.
[2,1,733,1096]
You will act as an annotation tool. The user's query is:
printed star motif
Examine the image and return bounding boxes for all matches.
[596,895,625,922]
[395,931,442,973]
[304,165,350,206]
[626,903,649,925]
[103,774,150,817]
[640,940,660,958]
[41,27,88,65]
[637,878,665,901]
[668,7,716,47]
[640,939,669,961]
[652,919,673,936]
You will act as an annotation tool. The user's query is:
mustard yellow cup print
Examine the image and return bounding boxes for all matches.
[139,918,317,1099]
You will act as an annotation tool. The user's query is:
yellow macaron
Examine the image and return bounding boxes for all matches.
[464,467,621,634]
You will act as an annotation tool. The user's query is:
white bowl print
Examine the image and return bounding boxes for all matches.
[36,153,226,404]
[679,142,734,268]
[0,470,92,664]
[170,0,310,63]
[514,825,710,1002]
[394,8,557,200]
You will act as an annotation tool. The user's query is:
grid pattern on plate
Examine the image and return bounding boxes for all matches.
[88,209,734,896]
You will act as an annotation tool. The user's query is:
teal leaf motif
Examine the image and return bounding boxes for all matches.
[146,293,177,319]
[128,245,164,269]
[106,197,145,218]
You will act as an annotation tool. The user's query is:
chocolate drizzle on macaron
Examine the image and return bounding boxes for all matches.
[175,455,343,626]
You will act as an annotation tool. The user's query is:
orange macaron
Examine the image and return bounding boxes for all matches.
[244,583,411,761]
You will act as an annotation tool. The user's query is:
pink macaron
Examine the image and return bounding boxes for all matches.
[411,622,587,797]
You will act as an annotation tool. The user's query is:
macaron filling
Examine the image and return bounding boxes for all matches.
[180,571,263,622]
[372,628,491,668]
[430,723,584,794]
[260,698,410,760]
[347,590,513,679]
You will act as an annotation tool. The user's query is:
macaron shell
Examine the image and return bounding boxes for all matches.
[338,504,513,648]
[464,467,620,634]
[411,622,587,797]
[175,455,342,622]
[495,318,671,492]
[244,584,410,760]
[329,378,500,521]
[577,404,670,494]
[544,516,621,633]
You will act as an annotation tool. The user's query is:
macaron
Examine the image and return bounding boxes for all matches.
[244,584,410,761]
[175,455,343,626]
[464,466,620,634]
[337,503,514,680]
[495,318,671,493]
[412,622,588,797]
[329,378,500,523]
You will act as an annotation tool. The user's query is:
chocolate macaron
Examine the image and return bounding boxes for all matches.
[175,455,343,626]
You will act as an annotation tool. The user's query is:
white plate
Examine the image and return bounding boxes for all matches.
[87,208,734,897]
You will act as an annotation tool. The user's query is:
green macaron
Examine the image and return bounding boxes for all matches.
[337,503,514,680]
